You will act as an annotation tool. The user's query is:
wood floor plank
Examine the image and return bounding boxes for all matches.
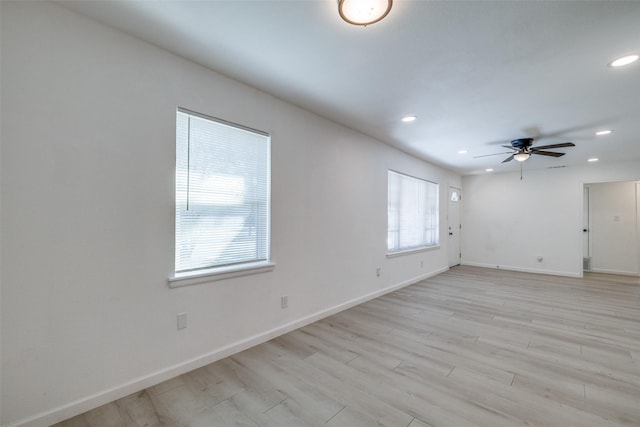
[52,266,640,427]
[231,346,344,423]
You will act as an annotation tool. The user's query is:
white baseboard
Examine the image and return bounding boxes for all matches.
[8,267,447,427]
[588,268,639,276]
[461,262,581,278]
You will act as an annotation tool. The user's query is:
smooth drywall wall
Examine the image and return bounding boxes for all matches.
[462,162,640,277]
[0,1,3,423]
[587,181,638,275]
[0,2,459,426]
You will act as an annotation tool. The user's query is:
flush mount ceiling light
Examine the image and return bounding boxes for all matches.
[485,168,494,172]
[609,54,639,67]
[513,152,531,162]
[338,0,393,26]
[458,149,468,154]
[595,129,612,136]
[401,115,416,123]
[588,158,599,162]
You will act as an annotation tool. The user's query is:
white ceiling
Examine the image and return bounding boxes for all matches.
[58,0,640,175]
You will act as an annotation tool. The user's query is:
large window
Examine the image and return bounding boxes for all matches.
[175,109,270,278]
[387,170,439,253]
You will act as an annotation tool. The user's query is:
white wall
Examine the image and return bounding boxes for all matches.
[586,181,639,275]
[462,162,640,277]
[0,2,460,426]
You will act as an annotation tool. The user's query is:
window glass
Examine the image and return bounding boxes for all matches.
[387,170,439,253]
[175,109,270,275]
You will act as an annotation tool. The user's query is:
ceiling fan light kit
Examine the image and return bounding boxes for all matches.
[513,152,531,162]
[338,0,393,26]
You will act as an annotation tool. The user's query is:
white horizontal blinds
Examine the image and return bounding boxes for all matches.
[176,109,270,274]
[387,170,439,252]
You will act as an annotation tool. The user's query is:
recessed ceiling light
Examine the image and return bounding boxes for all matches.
[609,54,639,67]
[595,130,612,136]
[588,158,599,162]
[401,115,417,123]
[485,168,494,172]
[458,149,468,154]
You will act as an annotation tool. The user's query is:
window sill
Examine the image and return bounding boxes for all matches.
[169,262,275,288]
[387,245,440,258]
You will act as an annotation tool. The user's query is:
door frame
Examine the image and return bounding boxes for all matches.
[448,186,461,267]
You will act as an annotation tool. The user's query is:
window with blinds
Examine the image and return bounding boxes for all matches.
[175,109,270,276]
[387,170,439,253]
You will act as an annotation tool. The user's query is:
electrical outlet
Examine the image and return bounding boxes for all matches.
[177,313,187,330]
[421,260,424,268]
[281,295,288,309]
[376,267,381,277]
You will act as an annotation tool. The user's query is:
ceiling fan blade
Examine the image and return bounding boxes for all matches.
[531,142,575,150]
[531,150,565,157]
[501,145,516,150]
[502,154,515,163]
[473,151,513,159]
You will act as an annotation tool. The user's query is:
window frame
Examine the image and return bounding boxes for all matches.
[169,108,274,287]
[387,169,440,256]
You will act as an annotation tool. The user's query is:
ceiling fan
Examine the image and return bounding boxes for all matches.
[475,138,576,163]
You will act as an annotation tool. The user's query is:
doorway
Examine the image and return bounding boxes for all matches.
[583,181,639,275]
[583,186,591,271]
[448,186,461,267]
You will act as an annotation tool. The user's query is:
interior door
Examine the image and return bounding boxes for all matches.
[583,186,590,270]
[448,186,461,267]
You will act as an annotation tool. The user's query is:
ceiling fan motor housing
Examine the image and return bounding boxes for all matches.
[511,138,534,149]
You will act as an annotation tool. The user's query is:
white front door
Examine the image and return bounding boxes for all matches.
[448,186,461,267]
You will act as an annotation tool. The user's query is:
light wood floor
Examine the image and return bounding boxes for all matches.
[54,266,640,426]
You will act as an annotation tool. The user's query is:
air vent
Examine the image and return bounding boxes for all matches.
[547,165,567,169]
